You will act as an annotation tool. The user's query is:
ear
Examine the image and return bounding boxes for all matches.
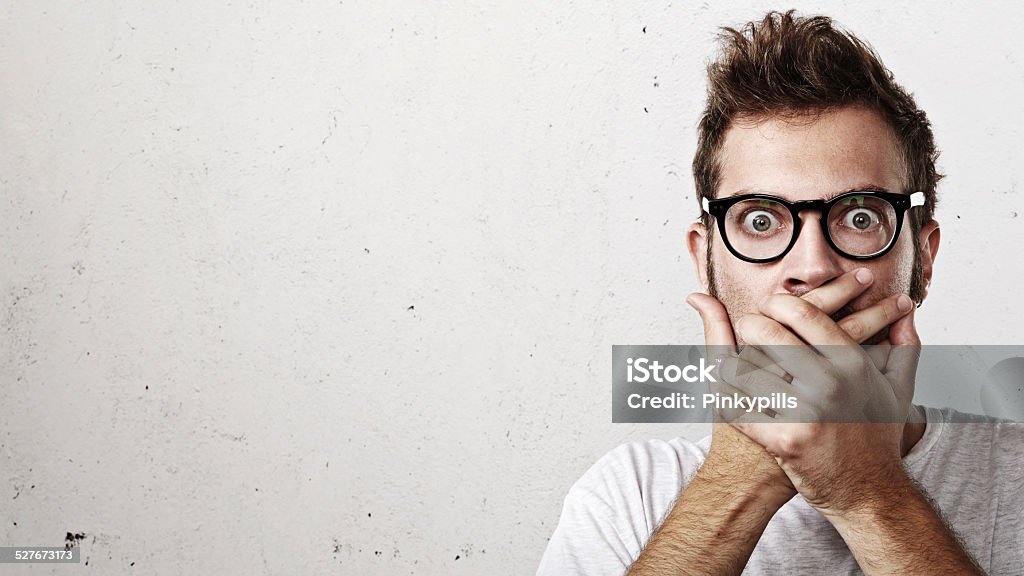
[917,219,940,301]
[687,221,710,293]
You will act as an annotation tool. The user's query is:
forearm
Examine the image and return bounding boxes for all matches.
[627,452,791,576]
[826,474,985,575]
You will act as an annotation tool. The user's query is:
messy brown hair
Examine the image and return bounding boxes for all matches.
[692,10,941,302]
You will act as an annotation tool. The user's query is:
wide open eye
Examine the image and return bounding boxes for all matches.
[722,198,793,259]
[842,207,882,231]
[743,210,779,233]
[828,195,898,257]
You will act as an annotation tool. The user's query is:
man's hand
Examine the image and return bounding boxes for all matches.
[687,286,794,504]
[694,272,986,575]
[630,269,934,576]
[713,274,919,515]
[686,268,915,510]
[688,270,983,573]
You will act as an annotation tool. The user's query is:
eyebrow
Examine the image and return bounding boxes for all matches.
[719,184,895,201]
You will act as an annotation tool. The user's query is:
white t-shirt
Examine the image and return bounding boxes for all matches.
[537,407,1024,575]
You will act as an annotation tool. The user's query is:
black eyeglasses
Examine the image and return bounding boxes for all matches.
[702,190,925,263]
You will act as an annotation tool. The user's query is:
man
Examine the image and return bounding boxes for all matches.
[538,11,1023,575]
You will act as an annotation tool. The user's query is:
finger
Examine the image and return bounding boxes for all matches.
[759,293,855,348]
[881,308,921,407]
[837,293,914,344]
[799,267,874,315]
[687,293,737,359]
[709,380,790,422]
[734,314,831,381]
[758,294,873,372]
[714,359,802,422]
[887,304,921,347]
[719,354,793,397]
[734,313,805,346]
[863,340,892,371]
[735,327,862,403]
[710,380,760,423]
[737,345,793,383]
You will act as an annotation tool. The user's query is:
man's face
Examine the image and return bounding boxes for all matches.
[688,106,939,344]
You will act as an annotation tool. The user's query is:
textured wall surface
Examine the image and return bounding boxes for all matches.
[2,1,1022,574]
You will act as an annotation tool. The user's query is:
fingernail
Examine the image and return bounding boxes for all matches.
[685,294,697,310]
[897,294,913,312]
[855,268,873,285]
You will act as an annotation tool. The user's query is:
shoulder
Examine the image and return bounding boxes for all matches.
[923,406,1024,445]
[911,407,1024,569]
[537,436,710,575]
[571,436,709,491]
[565,436,710,530]
[912,406,1024,479]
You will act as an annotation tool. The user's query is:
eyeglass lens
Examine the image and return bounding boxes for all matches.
[722,195,898,260]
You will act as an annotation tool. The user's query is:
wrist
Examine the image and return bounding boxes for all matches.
[701,448,796,507]
[818,464,916,524]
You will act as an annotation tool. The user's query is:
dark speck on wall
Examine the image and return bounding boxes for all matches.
[455,554,461,560]
[65,532,85,550]
[407,305,414,311]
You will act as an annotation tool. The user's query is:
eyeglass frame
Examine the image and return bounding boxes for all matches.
[701,190,926,263]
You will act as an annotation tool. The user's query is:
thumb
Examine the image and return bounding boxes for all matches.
[688,292,737,427]
[888,302,921,347]
[884,306,920,408]
[687,292,737,351]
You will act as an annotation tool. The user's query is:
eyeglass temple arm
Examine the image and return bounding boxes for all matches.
[701,192,925,213]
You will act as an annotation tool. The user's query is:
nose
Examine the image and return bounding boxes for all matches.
[780,210,845,296]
